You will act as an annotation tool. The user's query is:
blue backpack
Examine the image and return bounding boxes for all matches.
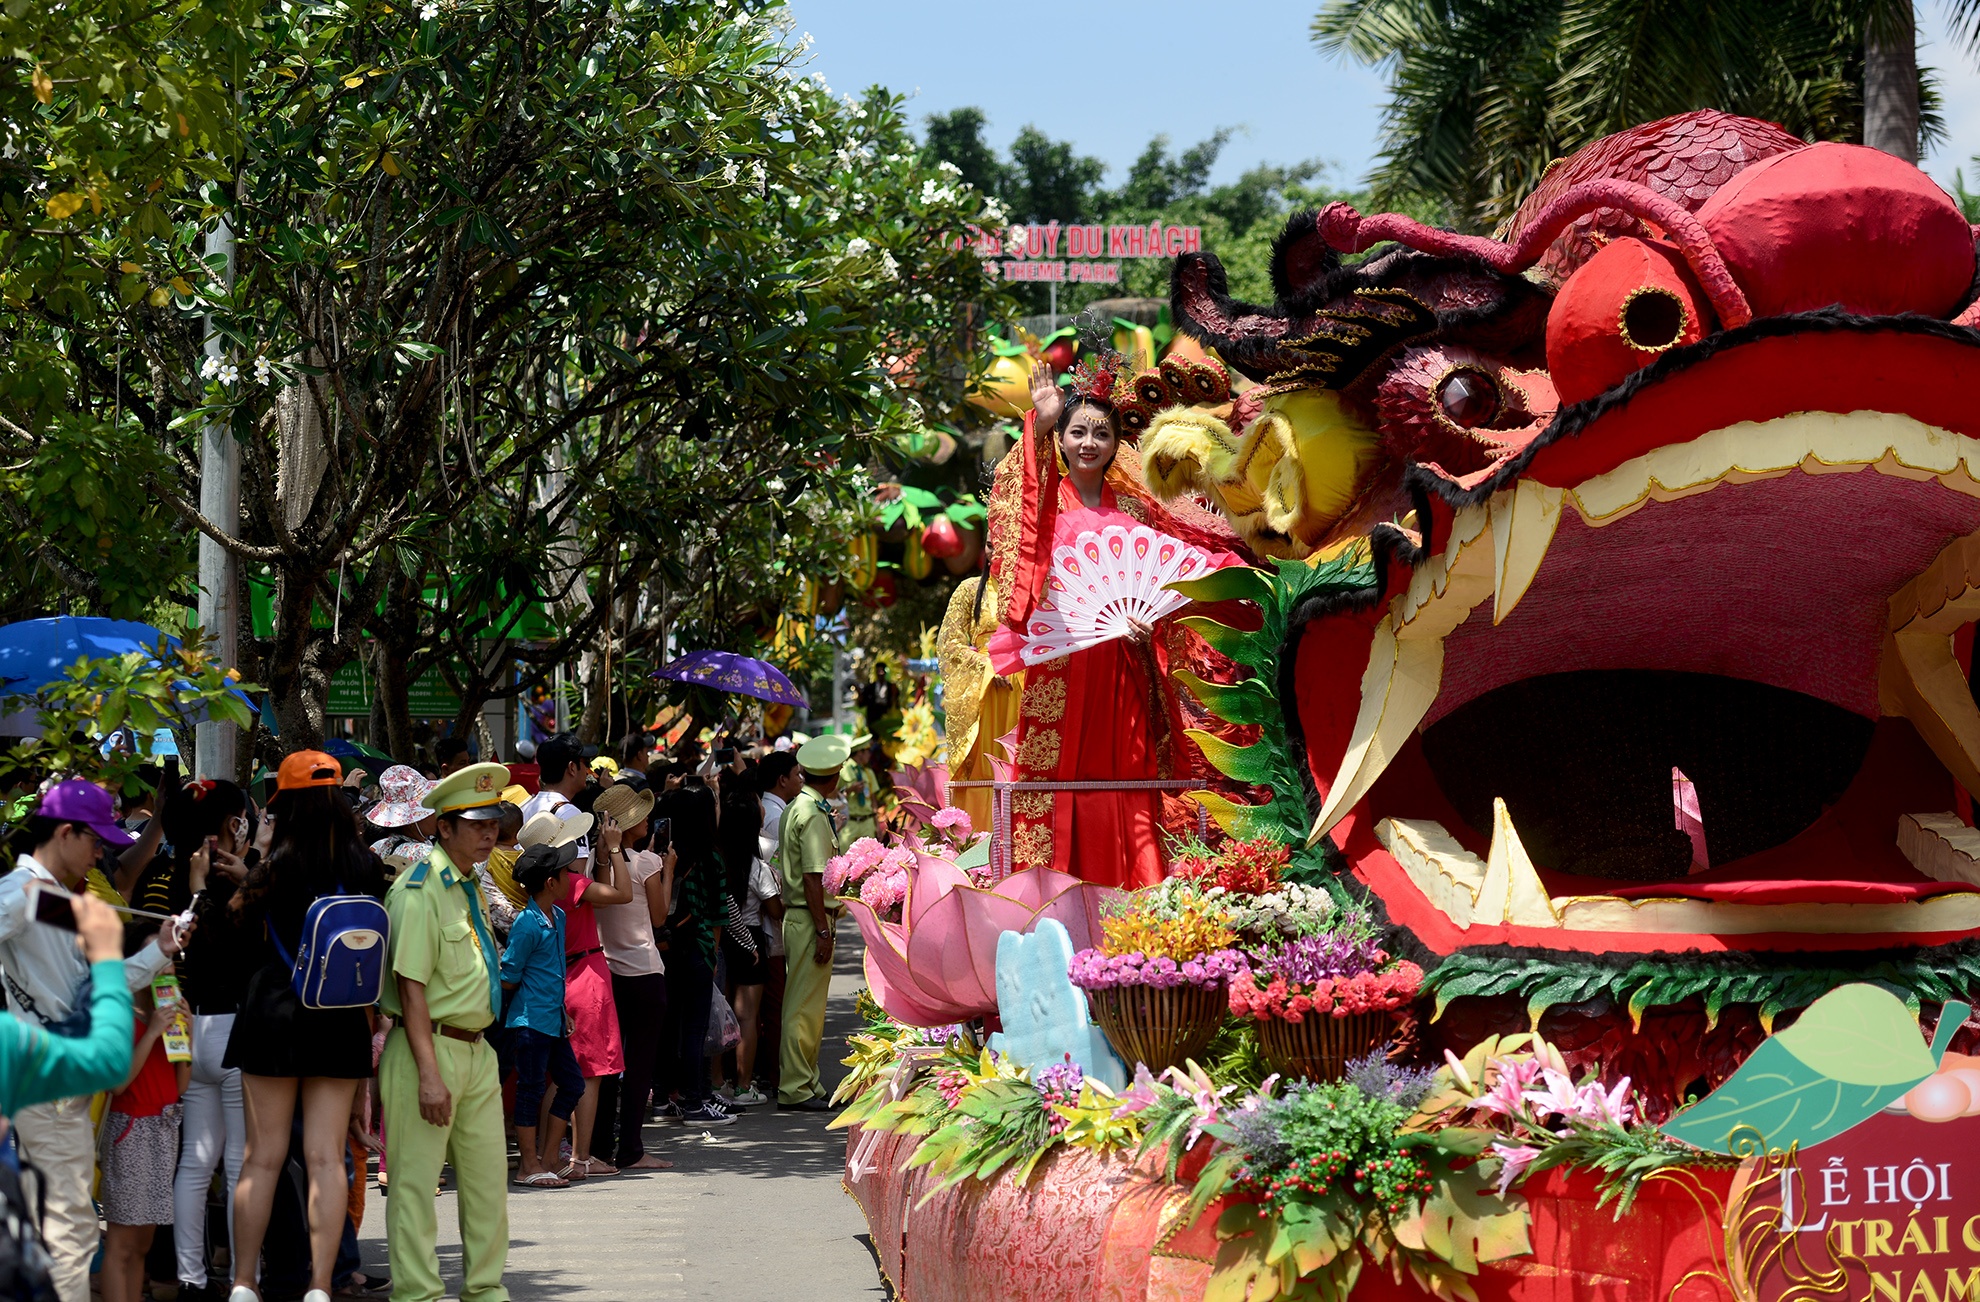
[269,892,391,1009]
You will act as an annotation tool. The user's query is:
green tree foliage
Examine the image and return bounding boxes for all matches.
[1,0,1012,763]
[1311,0,1952,232]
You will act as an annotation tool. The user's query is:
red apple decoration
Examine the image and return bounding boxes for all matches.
[1043,339,1077,374]
[920,514,964,559]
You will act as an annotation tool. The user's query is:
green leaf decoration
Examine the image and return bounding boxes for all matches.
[1660,1038,1913,1156]
[1188,789,1280,840]
[1413,1163,1530,1275]
[1185,728,1280,786]
[1661,984,1953,1155]
[1178,614,1258,661]
[1170,565,1274,608]
[1772,983,1936,1085]
[1174,671,1280,726]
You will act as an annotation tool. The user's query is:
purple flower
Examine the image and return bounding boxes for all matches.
[1258,933,1386,984]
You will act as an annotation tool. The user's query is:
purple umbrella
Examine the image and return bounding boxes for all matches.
[654,651,808,707]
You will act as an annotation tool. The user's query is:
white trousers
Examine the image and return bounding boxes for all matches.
[172,1012,246,1287]
[12,1095,96,1302]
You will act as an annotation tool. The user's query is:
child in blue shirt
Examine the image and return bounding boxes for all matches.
[502,843,586,1187]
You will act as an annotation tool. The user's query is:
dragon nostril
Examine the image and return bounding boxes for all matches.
[1435,369,1500,428]
[1621,286,1686,351]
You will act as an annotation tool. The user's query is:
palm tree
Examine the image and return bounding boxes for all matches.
[1315,0,1970,230]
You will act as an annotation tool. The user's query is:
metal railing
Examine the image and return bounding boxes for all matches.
[946,778,1211,878]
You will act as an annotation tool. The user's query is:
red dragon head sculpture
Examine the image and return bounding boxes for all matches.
[1153,111,1980,1111]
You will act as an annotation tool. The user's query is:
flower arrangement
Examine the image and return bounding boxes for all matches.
[1227,906,1424,1023]
[836,1009,1708,1302]
[1173,835,1290,896]
[1067,948,1246,991]
[824,837,916,921]
[1092,875,1238,962]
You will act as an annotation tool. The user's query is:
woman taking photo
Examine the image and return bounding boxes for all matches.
[588,782,672,1170]
[152,780,261,1299]
[221,752,386,1302]
[559,806,632,1178]
[656,781,729,1126]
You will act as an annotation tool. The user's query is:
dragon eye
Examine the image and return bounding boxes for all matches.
[1436,369,1500,428]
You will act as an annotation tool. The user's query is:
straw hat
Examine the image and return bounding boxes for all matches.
[592,783,654,831]
[518,809,594,849]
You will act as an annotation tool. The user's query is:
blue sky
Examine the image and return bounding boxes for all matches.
[786,1,1980,197]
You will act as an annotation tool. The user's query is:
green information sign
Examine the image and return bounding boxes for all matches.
[326,662,463,718]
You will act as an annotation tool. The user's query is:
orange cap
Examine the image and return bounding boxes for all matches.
[277,750,343,790]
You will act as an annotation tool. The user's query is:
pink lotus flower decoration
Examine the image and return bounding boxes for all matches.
[890,760,950,828]
[845,850,1122,1027]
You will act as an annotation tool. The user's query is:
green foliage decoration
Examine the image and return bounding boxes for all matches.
[1423,940,1980,1031]
[1167,550,1379,897]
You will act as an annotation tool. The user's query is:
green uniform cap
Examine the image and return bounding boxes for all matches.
[421,761,512,819]
[796,732,869,776]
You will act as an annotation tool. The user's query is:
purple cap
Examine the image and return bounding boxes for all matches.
[36,780,135,847]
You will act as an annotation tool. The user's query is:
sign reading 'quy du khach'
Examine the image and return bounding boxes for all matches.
[956,222,1202,285]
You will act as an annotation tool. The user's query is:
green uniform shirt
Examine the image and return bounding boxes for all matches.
[381,846,501,1031]
[779,790,840,911]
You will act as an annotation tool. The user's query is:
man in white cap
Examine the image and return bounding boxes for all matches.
[777,733,864,1110]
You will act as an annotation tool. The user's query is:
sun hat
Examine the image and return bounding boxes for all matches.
[36,779,135,847]
[591,755,620,777]
[592,783,654,831]
[366,765,438,829]
[277,750,342,791]
[500,784,531,807]
[518,809,594,849]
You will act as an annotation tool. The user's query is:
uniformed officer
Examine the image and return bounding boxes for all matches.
[777,733,865,1110]
[379,761,512,1302]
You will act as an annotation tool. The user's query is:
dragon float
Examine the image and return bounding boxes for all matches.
[843,112,1980,1301]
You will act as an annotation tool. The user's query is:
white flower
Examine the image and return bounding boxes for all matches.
[253,356,274,385]
[981,198,1008,224]
[799,31,814,51]
[217,362,240,385]
[766,477,786,493]
[843,236,870,257]
[792,309,808,326]
[199,355,220,380]
[419,2,439,18]
[822,206,840,224]
[765,111,781,128]
[936,160,961,177]
[877,249,899,279]
[749,161,765,187]
[721,159,739,184]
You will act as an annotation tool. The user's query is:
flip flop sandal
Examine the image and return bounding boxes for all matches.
[514,1171,569,1188]
[555,1162,586,1181]
[580,1158,618,1177]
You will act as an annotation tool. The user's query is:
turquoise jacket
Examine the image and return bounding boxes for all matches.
[0,959,133,1117]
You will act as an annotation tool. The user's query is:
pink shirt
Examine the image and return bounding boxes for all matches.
[563,874,602,954]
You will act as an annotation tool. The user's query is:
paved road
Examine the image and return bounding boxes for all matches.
[355,919,888,1300]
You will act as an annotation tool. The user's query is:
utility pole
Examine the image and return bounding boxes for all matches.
[195,217,239,780]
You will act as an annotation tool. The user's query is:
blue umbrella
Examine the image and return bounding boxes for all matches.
[0,617,178,695]
[0,616,256,735]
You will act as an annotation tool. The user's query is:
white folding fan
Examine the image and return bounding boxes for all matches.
[1013,522,1217,667]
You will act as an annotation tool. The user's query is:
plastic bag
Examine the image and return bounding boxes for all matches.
[705,987,742,1055]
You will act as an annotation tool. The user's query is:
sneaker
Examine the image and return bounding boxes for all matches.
[681,1102,736,1126]
[727,1087,768,1108]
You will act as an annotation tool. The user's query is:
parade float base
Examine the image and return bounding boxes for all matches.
[843,1127,1738,1302]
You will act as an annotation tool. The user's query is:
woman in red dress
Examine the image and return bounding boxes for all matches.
[988,355,1240,889]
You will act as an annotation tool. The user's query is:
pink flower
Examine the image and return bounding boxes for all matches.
[1111,1063,1162,1118]
[1491,1142,1540,1195]
[1472,1056,1541,1118]
[824,855,852,895]
[1522,1068,1589,1131]
[930,807,972,835]
[1576,1076,1634,1126]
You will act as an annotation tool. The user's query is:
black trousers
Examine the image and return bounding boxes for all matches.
[591,971,667,1164]
[659,938,716,1109]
